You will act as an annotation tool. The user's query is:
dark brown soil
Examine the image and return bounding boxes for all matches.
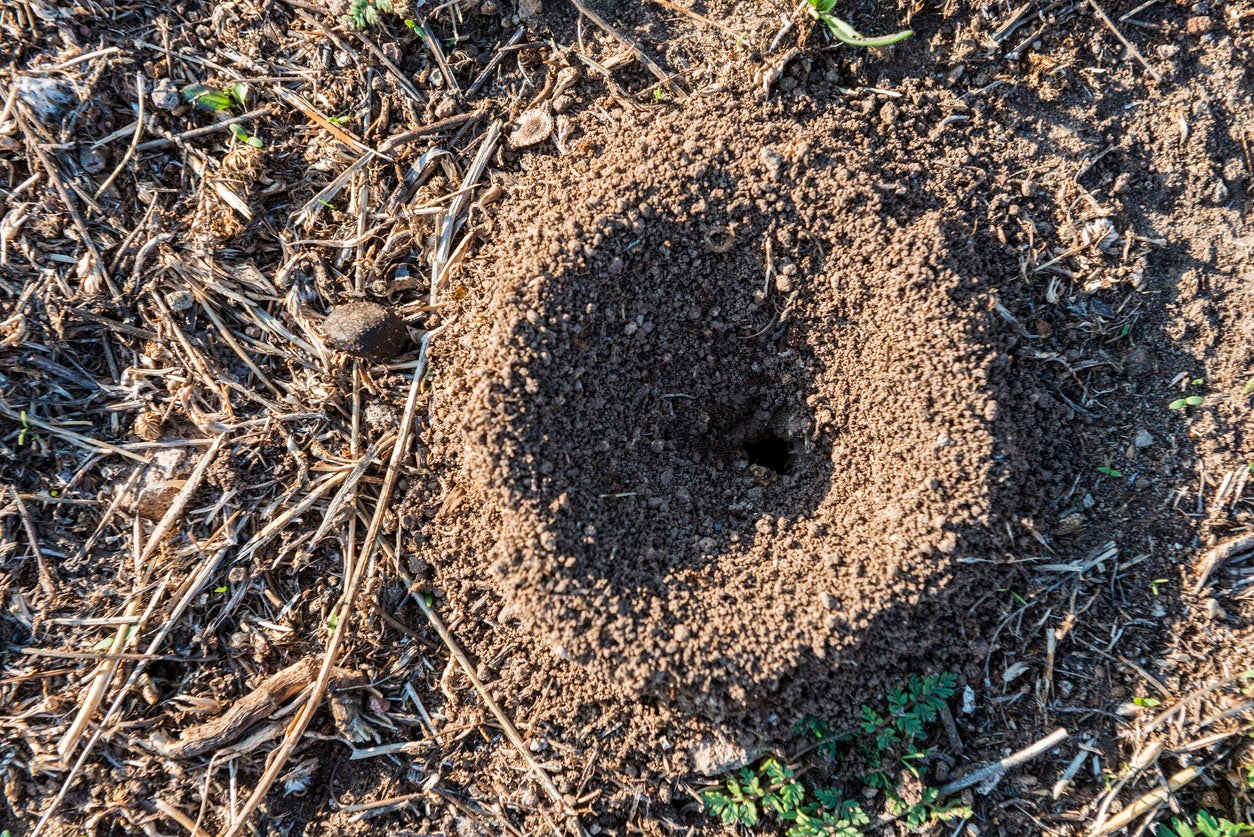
[2,0,1253,835]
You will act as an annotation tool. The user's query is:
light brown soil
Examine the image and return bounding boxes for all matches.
[1,0,1252,835]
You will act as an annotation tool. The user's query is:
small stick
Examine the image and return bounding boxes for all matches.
[468,26,525,97]
[645,0,748,43]
[154,798,214,837]
[1192,532,1254,594]
[416,16,460,92]
[0,398,149,463]
[1088,0,1161,82]
[1094,766,1202,835]
[568,0,687,100]
[271,86,392,162]
[133,107,272,151]
[34,46,122,73]
[94,72,145,200]
[412,589,583,836]
[938,727,1069,794]
[7,485,59,597]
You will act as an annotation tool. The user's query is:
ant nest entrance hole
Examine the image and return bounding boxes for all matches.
[744,429,794,475]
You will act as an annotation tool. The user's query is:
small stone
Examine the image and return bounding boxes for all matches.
[1112,172,1133,194]
[1134,429,1154,448]
[1185,15,1212,36]
[322,301,408,362]
[759,147,784,180]
[879,102,899,125]
[166,289,195,311]
[150,77,181,111]
[552,94,573,114]
[79,146,106,174]
[690,733,753,777]
[434,96,458,119]
[131,448,191,520]
[1055,512,1084,534]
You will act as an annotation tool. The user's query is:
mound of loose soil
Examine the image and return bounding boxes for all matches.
[422,91,1017,717]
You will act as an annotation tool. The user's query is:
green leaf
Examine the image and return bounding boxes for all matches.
[226,82,250,107]
[229,123,249,141]
[1169,398,1190,410]
[1098,466,1122,477]
[182,84,234,111]
[1243,376,1254,396]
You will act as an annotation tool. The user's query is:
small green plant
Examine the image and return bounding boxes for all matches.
[1169,395,1205,410]
[1150,578,1168,595]
[805,0,912,48]
[228,122,264,148]
[1243,376,1254,396]
[1132,696,1161,708]
[1098,466,1123,478]
[181,82,249,112]
[1155,810,1254,837]
[702,673,970,835]
[347,0,392,29]
[17,409,35,446]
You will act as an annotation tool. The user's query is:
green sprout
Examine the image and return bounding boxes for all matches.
[347,0,393,29]
[805,0,912,48]
[1098,467,1122,478]
[18,409,33,446]
[228,122,264,148]
[1133,696,1161,708]
[1168,396,1205,410]
[1150,578,1168,595]
[1242,376,1254,396]
[181,82,250,112]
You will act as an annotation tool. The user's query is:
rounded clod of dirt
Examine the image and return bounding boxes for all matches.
[322,301,408,363]
[509,109,553,148]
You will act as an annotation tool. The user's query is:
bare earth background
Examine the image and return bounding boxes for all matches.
[1,0,1252,834]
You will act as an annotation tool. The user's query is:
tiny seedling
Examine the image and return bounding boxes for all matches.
[702,673,970,835]
[1132,696,1161,708]
[228,122,264,148]
[347,0,393,29]
[1098,466,1122,478]
[805,0,912,48]
[1169,396,1205,410]
[17,409,34,446]
[182,82,250,112]
[1155,809,1254,837]
[1243,376,1254,396]
[1150,578,1168,595]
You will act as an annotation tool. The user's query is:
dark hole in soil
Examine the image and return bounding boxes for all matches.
[744,431,793,475]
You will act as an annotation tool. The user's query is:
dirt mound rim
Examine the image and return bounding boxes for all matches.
[449,93,1015,716]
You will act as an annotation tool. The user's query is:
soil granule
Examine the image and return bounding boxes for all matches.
[420,92,1016,719]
